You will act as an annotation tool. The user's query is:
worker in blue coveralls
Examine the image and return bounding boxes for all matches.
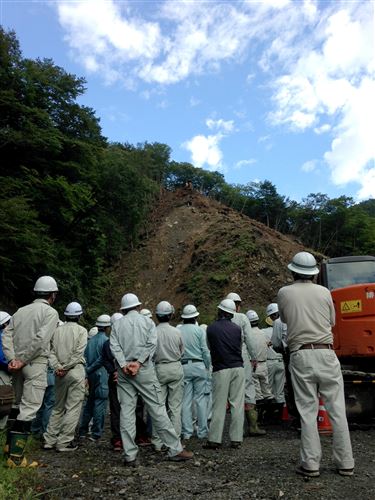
[79,314,110,441]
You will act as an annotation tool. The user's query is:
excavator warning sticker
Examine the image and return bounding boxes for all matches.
[340,300,362,314]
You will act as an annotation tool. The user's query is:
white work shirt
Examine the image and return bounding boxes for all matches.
[271,318,288,351]
[49,321,87,371]
[251,326,269,362]
[154,323,184,363]
[232,312,257,360]
[277,280,335,352]
[2,299,59,364]
[110,310,157,368]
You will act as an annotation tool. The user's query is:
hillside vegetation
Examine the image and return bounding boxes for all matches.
[1,28,374,323]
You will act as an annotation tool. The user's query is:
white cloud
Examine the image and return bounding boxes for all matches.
[189,97,200,107]
[301,160,318,173]
[206,119,234,133]
[55,0,375,198]
[183,135,223,169]
[235,159,257,169]
[266,1,375,199]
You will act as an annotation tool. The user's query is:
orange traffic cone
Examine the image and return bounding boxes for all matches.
[281,403,290,422]
[317,398,332,434]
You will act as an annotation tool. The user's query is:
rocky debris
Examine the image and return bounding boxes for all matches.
[33,421,375,499]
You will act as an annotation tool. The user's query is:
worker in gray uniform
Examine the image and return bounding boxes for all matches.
[245,310,274,403]
[278,251,354,478]
[262,323,286,415]
[43,302,87,451]
[2,276,59,466]
[225,293,264,436]
[152,301,184,451]
[110,293,193,466]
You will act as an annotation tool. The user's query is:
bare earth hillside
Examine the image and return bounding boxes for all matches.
[109,188,308,323]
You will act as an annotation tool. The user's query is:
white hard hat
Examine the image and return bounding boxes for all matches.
[155,301,174,316]
[96,314,111,327]
[57,320,64,327]
[64,301,83,317]
[246,310,259,322]
[120,293,142,310]
[218,299,236,315]
[0,311,11,326]
[140,308,152,318]
[88,326,98,338]
[266,303,279,317]
[288,251,319,276]
[226,292,242,302]
[181,304,199,319]
[111,312,123,324]
[34,276,58,292]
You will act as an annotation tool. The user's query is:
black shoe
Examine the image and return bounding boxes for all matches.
[337,468,354,477]
[124,459,139,467]
[230,441,242,449]
[57,442,78,452]
[203,441,221,450]
[296,466,320,477]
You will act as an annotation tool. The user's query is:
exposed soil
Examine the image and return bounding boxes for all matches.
[33,420,375,499]
[109,188,310,322]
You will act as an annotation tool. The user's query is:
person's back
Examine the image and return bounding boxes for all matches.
[207,318,242,372]
[179,323,211,368]
[277,252,353,478]
[154,323,183,364]
[278,281,334,352]
[51,322,87,368]
[8,300,58,363]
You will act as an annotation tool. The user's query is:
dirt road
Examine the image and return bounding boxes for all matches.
[35,423,374,499]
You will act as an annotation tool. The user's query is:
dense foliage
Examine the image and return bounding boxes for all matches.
[0,28,374,319]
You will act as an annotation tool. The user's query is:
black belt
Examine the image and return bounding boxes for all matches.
[299,344,333,350]
[181,359,203,365]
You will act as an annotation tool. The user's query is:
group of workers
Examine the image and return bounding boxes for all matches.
[0,251,354,477]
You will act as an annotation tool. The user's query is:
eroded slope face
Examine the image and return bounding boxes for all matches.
[110,188,306,323]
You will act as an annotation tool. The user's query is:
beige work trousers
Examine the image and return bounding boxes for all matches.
[243,345,256,405]
[12,361,47,421]
[267,357,286,404]
[152,361,184,449]
[290,349,354,471]
[208,367,245,444]
[253,361,274,400]
[117,363,183,462]
[43,365,85,449]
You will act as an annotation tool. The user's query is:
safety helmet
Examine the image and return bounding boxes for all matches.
[225,292,242,302]
[64,301,83,317]
[0,311,11,326]
[246,310,259,322]
[288,251,319,276]
[96,314,111,327]
[266,303,279,317]
[57,320,64,327]
[88,326,98,338]
[181,304,199,319]
[111,312,123,324]
[140,309,152,318]
[218,299,237,315]
[33,276,58,292]
[155,301,174,316]
[120,293,142,310]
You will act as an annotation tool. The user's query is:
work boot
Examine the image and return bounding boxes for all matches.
[6,430,29,467]
[168,449,194,461]
[245,408,266,436]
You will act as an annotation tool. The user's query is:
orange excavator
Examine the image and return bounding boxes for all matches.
[318,255,375,421]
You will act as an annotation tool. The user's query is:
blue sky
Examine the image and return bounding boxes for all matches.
[1,0,374,202]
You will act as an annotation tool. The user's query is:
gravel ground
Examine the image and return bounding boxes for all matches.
[33,420,375,500]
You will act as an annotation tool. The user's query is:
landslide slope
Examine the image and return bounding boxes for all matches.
[109,188,307,323]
